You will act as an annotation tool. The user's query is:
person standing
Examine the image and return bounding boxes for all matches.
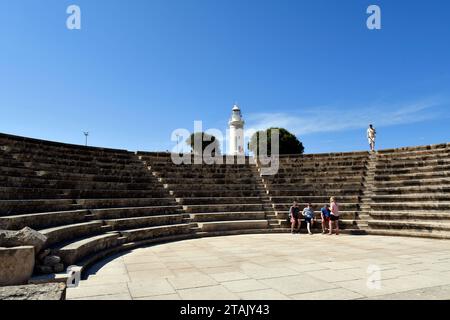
[367,124,377,152]
[289,201,301,234]
[302,203,315,235]
[320,204,331,234]
[329,197,340,235]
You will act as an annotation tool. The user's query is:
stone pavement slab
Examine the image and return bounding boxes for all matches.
[67,234,450,300]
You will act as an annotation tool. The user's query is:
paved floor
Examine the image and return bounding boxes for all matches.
[66,234,450,300]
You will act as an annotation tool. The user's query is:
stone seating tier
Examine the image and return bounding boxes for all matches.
[0,165,158,182]
[1,176,172,190]
[189,211,266,222]
[182,203,266,214]
[374,178,450,188]
[166,183,260,191]
[372,165,450,176]
[267,189,362,197]
[374,171,449,181]
[170,190,263,198]
[269,195,360,203]
[262,176,364,184]
[0,187,171,200]
[0,198,178,217]
[369,211,450,221]
[372,185,450,195]
[176,197,263,205]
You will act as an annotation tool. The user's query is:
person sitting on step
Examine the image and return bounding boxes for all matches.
[320,204,331,234]
[329,197,340,235]
[302,203,315,235]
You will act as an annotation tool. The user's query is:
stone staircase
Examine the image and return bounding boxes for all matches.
[364,143,450,239]
[357,151,377,228]
[250,162,282,230]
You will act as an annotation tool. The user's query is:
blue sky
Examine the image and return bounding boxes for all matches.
[1,0,449,154]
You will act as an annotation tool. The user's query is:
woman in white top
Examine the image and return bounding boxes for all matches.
[329,197,340,235]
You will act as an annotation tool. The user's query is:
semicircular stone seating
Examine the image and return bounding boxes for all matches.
[0,131,449,285]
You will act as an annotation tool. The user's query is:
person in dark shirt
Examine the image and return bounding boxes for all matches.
[289,201,301,234]
[321,204,331,234]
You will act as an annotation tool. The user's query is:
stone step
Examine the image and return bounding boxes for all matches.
[374,164,450,175]
[374,171,450,182]
[267,181,363,189]
[76,197,177,209]
[374,178,450,188]
[371,193,450,202]
[40,221,104,247]
[373,185,450,195]
[269,195,360,203]
[104,214,185,230]
[268,189,363,197]
[376,153,450,163]
[263,176,364,184]
[189,211,266,222]
[159,177,258,184]
[0,187,169,200]
[91,205,183,219]
[376,143,449,155]
[370,202,450,210]
[183,203,265,213]
[171,190,262,198]
[167,183,260,191]
[0,177,162,191]
[197,220,269,232]
[0,199,82,216]
[369,211,450,221]
[368,220,450,232]
[119,223,192,242]
[54,233,124,266]
[365,228,450,240]
[175,197,263,205]
[0,209,89,230]
[375,158,450,168]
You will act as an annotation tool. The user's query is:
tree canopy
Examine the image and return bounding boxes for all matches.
[248,127,304,156]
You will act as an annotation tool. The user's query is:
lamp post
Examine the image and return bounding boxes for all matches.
[83,131,89,146]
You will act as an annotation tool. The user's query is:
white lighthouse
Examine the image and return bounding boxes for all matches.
[228,104,245,155]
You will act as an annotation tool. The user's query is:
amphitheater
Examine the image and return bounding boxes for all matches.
[1,132,450,300]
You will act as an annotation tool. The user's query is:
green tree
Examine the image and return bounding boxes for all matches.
[248,127,304,156]
[186,132,221,155]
